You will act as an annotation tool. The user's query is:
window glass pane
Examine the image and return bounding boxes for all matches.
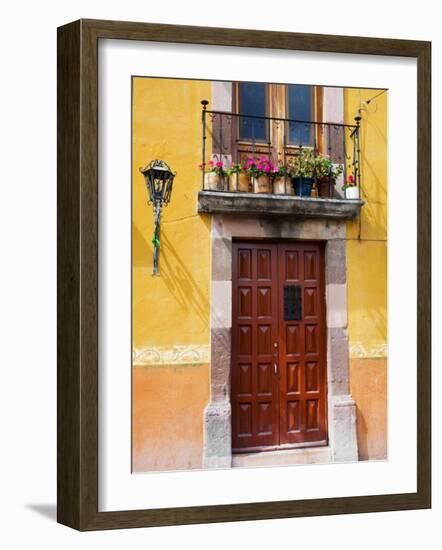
[288,85,313,146]
[238,82,267,141]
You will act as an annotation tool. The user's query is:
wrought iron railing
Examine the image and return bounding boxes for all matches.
[200,100,361,200]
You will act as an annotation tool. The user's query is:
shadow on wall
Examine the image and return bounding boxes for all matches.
[350,301,387,351]
[132,218,211,327]
[355,404,368,460]
[360,105,387,239]
[160,230,210,326]
[360,158,387,238]
[133,221,149,267]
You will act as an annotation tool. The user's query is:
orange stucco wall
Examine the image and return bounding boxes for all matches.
[132,364,210,472]
[349,358,387,460]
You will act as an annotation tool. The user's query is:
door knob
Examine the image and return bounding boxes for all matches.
[274,363,278,375]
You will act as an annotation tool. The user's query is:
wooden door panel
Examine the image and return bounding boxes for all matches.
[287,400,301,433]
[286,324,302,354]
[232,240,327,452]
[278,242,327,446]
[304,287,318,317]
[238,363,252,394]
[286,362,301,393]
[285,250,300,281]
[304,250,317,281]
[232,242,279,451]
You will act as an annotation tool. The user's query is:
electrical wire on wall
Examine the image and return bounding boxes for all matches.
[353,88,387,240]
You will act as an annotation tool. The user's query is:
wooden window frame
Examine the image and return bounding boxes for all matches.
[233,82,275,162]
[233,83,324,162]
[284,85,324,152]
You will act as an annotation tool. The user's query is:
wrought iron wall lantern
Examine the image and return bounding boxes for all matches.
[139,159,176,275]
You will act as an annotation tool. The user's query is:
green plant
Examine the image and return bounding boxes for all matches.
[314,154,344,181]
[272,161,292,178]
[226,162,244,176]
[292,149,315,178]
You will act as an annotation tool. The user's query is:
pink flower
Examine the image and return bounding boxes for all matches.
[348,174,355,183]
[264,165,270,172]
[209,160,214,166]
[216,161,223,168]
[247,158,255,166]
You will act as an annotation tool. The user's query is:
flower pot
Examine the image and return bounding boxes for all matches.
[345,186,360,199]
[273,176,292,195]
[293,176,313,197]
[317,178,334,198]
[229,172,250,192]
[285,179,295,195]
[204,172,225,191]
[252,174,272,194]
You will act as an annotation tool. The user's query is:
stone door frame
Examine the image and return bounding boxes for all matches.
[203,214,358,468]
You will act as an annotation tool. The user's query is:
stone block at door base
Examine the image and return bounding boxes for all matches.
[329,395,359,462]
[203,401,232,468]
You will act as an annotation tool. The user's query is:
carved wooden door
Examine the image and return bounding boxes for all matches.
[231,241,327,453]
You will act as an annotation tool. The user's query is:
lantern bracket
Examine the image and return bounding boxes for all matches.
[139,159,176,275]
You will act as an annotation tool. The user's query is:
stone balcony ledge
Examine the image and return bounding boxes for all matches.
[197,191,364,220]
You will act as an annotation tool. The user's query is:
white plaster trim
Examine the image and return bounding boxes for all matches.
[349,342,388,359]
[132,344,210,366]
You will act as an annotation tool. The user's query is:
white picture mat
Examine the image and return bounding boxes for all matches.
[98,39,417,512]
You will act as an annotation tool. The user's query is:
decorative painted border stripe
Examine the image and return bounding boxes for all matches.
[132,344,210,366]
[349,342,388,359]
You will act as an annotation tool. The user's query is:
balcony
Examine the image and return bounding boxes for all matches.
[197,103,364,220]
[198,191,362,219]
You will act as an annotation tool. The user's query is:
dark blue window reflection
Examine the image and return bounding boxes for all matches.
[288,85,313,146]
[238,82,267,142]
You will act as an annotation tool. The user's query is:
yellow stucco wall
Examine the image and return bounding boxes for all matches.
[132,77,212,471]
[345,89,388,460]
[132,77,212,352]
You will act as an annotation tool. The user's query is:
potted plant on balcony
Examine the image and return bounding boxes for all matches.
[200,160,226,191]
[272,162,293,195]
[314,154,344,198]
[247,155,274,194]
[292,149,315,197]
[343,174,360,199]
[226,162,251,192]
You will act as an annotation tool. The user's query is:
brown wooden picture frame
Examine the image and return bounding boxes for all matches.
[57,18,431,531]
